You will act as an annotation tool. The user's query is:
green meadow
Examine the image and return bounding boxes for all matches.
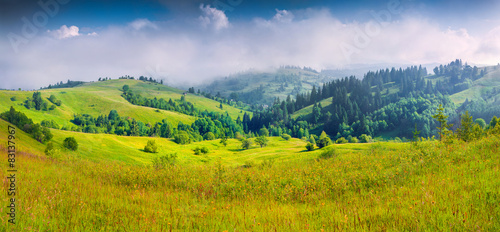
[1,117,499,231]
[0,79,499,231]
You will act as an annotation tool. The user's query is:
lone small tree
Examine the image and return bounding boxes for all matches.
[432,104,453,141]
[255,136,269,148]
[241,138,252,150]
[456,111,474,142]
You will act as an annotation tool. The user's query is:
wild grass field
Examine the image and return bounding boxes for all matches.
[1,117,499,231]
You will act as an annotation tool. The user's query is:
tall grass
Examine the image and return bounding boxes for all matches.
[1,134,499,231]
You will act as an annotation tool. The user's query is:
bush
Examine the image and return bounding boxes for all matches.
[193,146,210,155]
[350,137,358,143]
[204,132,215,140]
[174,131,191,144]
[220,137,228,147]
[281,134,291,140]
[318,147,336,159]
[144,140,158,153]
[44,142,57,156]
[235,132,244,140]
[10,97,16,101]
[336,137,348,144]
[243,160,255,168]
[306,142,315,151]
[241,138,252,150]
[317,137,332,148]
[359,134,372,143]
[152,153,177,170]
[63,137,78,151]
[41,119,59,129]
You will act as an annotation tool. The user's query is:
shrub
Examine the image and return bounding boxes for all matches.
[350,137,358,143]
[193,147,201,155]
[174,131,191,144]
[359,134,372,143]
[152,153,177,170]
[63,137,78,151]
[144,140,158,153]
[317,137,332,148]
[243,160,255,168]
[318,147,336,159]
[336,137,348,144]
[306,142,315,151]
[193,146,209,155]
[235,132,244,140]
[220,137,228,147]
[281,134,291,140]
[44,142,57,156]
[204,132,215,140]
[41,119,59,129]
[241,138,252,150]
[10,96,16,101]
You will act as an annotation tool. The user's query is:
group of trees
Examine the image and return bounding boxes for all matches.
[68,108,247,145]
[1,107,53,143]
[44,80,84,89]
[432,59,486,94]
[122,86,198,116]
[24,92,59,111]
[436,108,500,143]
[116,75,164,84]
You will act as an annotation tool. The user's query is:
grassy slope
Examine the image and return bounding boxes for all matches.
[0,79,250,129]
[450,69,500,105]
[119,79,250,120]
[292,97,333,120]
[1,119,499,231]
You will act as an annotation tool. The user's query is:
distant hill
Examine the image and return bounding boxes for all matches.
[200,67,332,105]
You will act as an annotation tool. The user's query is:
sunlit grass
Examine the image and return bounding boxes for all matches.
[1,119,499,231]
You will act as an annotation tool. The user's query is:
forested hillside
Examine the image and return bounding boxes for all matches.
[202,60,499,140]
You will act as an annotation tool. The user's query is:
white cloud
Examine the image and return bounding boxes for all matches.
[48,25,81,39]
[199,4,229,31]
[2,9,500,90]
[129,19,158,30]
[273,9,294,23]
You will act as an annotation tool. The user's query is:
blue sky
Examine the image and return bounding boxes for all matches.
[1,0,500,89]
